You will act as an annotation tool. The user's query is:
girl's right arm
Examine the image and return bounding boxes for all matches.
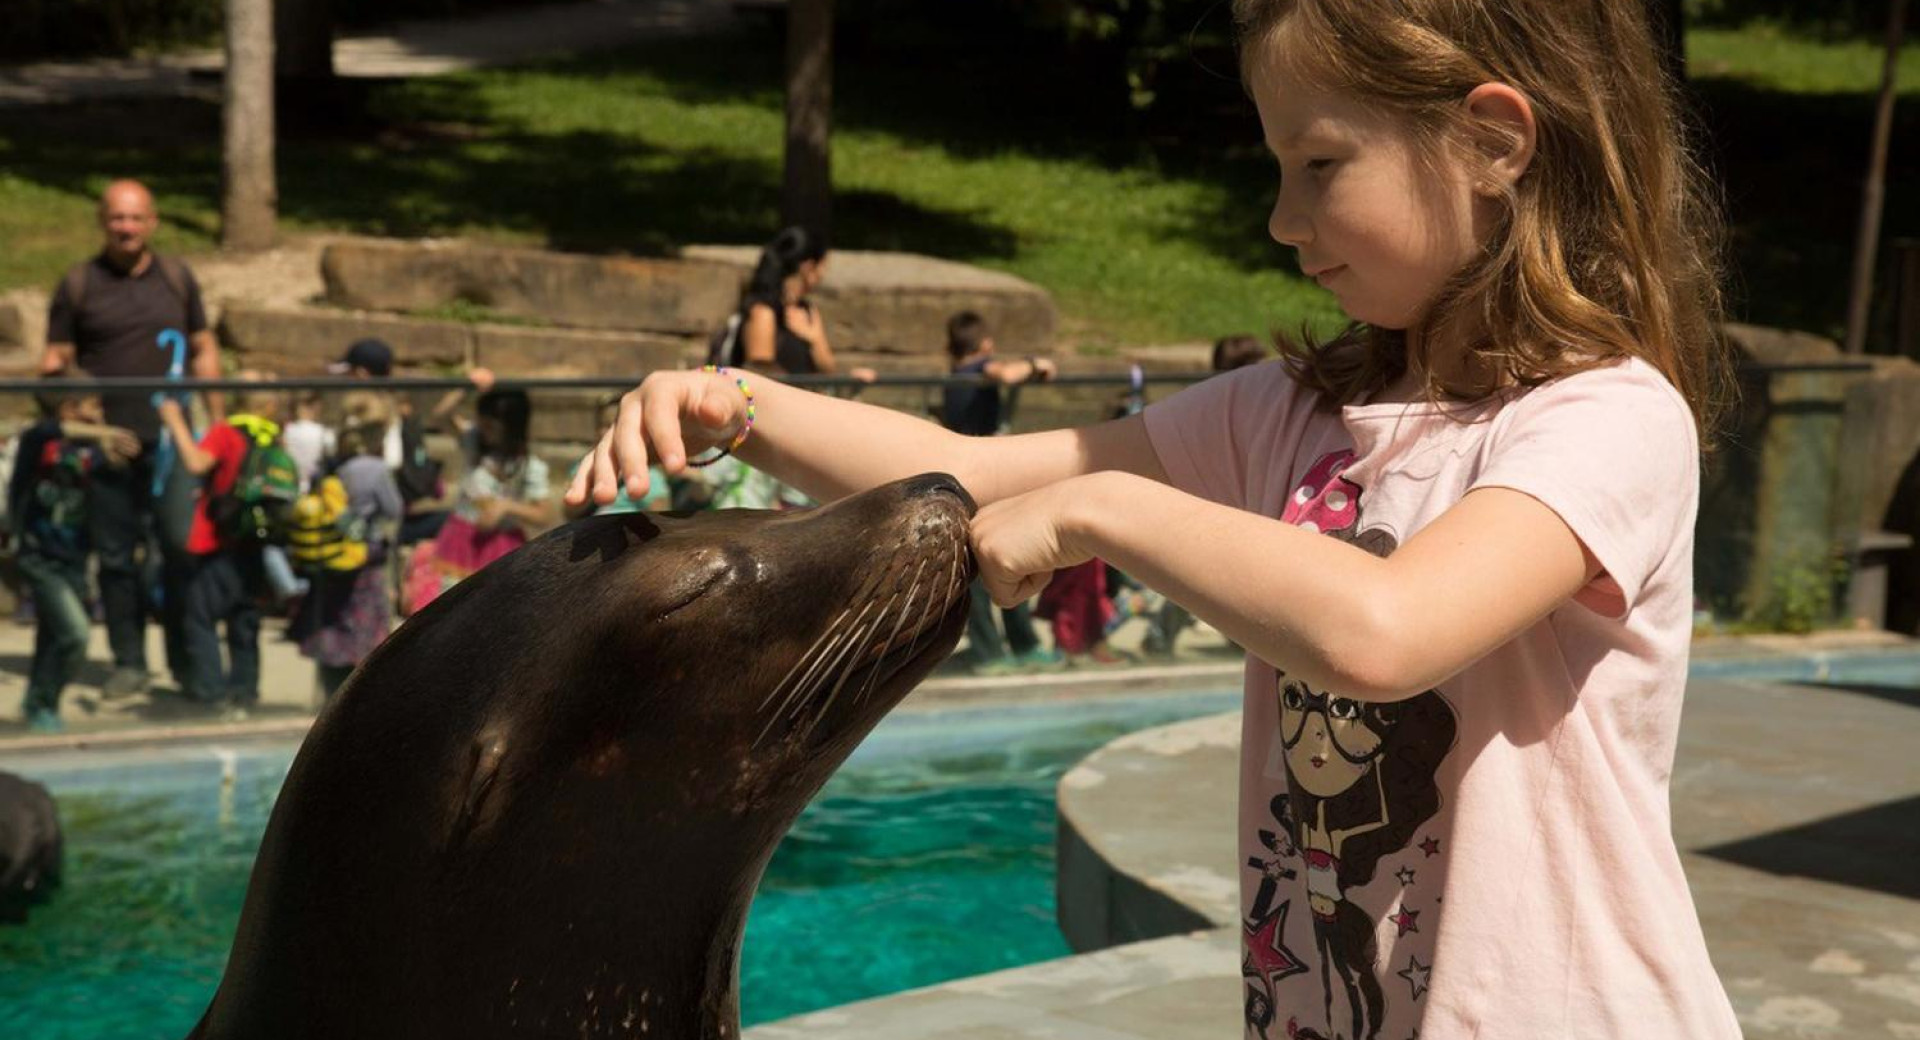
[566,369,1167,511]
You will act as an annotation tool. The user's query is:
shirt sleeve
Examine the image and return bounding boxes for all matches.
[46,279,75,345]
[1141,360,1302,512]
[521,456,551,502]
[7,424,51,528]
[1469,360,1698,619]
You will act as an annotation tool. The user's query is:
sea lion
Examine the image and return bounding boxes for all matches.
[0,769,62,924]
[189,472,977,1039]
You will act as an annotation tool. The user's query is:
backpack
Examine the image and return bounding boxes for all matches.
[205,416,299,546]
[705,312,743,368]
[284,475,371,573]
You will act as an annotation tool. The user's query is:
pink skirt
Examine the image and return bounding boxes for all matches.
[404,514,526,614]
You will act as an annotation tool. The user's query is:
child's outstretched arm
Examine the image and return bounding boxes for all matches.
[155,400,217,476]
[974,472,1599,702]
[566,369,1165,511]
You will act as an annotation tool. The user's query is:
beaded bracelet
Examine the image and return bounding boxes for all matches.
[686,364,756,468]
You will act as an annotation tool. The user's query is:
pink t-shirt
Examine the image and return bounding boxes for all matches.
[1144,357,1741,1040]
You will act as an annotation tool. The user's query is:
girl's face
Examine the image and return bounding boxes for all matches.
[1251,60,1488,331]
[1278,674,1389,799]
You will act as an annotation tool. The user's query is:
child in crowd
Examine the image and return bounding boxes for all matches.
[281,390,334,493]
[5,375,138,732]
[157,380,288,720]
[939,310,1062,674]
[569,1,1741,1035]
[406,370,554,611]
[292,392,403,701]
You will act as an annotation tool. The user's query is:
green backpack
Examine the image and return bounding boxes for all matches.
[206,415,299,545]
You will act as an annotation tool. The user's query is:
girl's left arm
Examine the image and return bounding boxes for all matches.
[976,471,1598,701]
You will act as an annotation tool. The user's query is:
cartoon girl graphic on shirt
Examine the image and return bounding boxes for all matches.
[1261,449,1457,1040]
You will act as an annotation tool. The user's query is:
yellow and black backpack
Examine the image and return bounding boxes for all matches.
[284,475,370,573]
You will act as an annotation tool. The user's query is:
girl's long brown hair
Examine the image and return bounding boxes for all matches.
[1234,0,1732,443]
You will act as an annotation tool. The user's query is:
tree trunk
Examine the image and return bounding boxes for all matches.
[274,0,333,80]
[782,0,833,240]
[1645,0,1687,85]
[222,0,278,251]
[1844,0,1908,354]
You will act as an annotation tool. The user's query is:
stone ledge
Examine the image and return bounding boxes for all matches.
[320,237,742,335]
[1055,713,1239,953]
[218,303,695,377]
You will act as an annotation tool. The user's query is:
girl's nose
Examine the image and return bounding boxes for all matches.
[1268,192,1312,249]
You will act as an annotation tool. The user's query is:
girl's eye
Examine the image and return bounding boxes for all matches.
[1327,697,1360,720]
[1282,686,1305,710]
[1305,158,1335,175]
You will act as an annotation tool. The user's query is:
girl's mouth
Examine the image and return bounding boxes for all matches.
[1310,755,1327,769]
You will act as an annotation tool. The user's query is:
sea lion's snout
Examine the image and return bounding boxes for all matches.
[898,471,977,516]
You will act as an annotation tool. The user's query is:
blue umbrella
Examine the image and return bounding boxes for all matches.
[150,328,189,497]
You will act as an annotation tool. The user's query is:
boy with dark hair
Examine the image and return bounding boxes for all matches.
[939,311,1062,674]
[6,375,139,731]
[156,380,290,719]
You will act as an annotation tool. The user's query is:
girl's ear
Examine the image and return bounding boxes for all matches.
[1464,82,1537,192]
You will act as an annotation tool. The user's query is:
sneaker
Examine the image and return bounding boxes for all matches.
[25,709,64,734]
[1013,647,1066,672]
[102,668,152,700]
[221,705,252,724]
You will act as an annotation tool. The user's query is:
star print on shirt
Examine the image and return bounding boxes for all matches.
[1244,899,1309,987]
[1390,907,1420,936]
[1394,866,1417,887]
[1418,836,1442,857]
[1398,955,1432,1001]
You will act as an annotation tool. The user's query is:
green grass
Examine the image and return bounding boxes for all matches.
[1689,23,1920,95]
[0,18,1914,349]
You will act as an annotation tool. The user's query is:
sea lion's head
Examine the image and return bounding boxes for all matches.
[200,473,980,1038]
[316,471,976,873]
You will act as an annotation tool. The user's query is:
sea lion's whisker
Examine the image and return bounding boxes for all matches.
[797,599,877,719]
[759,608,851,714]
[755,612,859,747]
[853,591,909,708]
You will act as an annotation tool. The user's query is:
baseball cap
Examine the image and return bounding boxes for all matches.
[329,338,394,377]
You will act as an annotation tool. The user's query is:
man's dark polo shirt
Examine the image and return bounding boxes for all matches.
[46,253,208,441]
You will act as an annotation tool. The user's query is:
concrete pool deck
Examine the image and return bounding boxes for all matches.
[1,621,1916,1037]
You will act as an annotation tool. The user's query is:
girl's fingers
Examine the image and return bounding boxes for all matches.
[563,445,596,506]
[642,382,692,476]
[589,428,622,504]
[610,387,657,498]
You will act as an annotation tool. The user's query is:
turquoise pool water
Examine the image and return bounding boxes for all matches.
[0,689,1238,1038]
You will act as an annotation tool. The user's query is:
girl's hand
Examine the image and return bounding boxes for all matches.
[786,302,825,344]
[473,496,505,531]
[468,367,497,393]
[564,369,748,507]
[970,477,1097,607]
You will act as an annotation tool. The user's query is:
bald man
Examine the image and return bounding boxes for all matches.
[43,179,225,700]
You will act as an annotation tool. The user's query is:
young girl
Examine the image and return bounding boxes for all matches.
[408,372,554,611]
[568,2,1739,1036]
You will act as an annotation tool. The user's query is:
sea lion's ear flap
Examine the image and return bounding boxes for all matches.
[446,730,512,856]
